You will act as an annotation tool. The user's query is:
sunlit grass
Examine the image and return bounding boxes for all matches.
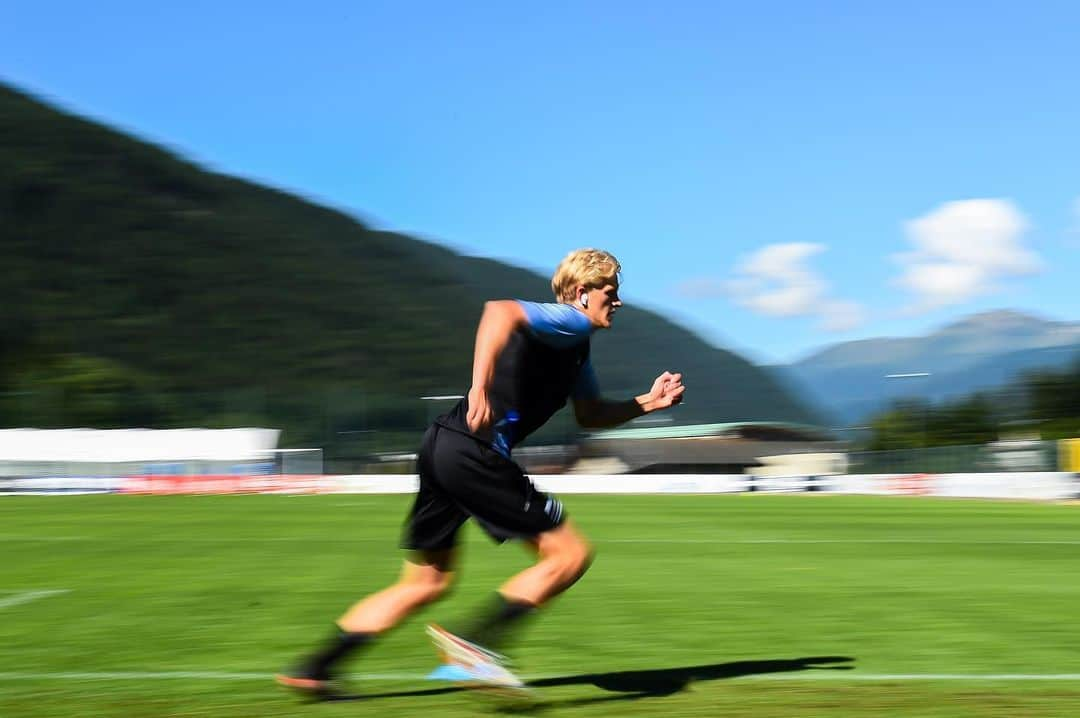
[2,494,1080,717]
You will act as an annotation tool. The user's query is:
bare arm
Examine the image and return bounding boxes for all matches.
[466,300,528,433]
[573,371,685,429]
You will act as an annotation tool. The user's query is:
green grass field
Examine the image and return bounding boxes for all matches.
[3,493,1080,717]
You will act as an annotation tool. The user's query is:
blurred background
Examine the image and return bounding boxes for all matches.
[1,3,1078,484]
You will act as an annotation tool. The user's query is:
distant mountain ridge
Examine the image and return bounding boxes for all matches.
[0,82,821,447]
[779,310,1080,424]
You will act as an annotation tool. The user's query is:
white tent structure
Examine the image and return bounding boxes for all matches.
[0,428,280,463]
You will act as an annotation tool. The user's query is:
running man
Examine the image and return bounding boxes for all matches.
[277,248,685,693]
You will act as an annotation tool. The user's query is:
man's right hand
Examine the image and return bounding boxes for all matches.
[466,386,494,434]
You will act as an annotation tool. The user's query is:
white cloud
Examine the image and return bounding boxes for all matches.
[676,242,865,332]
[894,199,1042,312]
[737,243,827,316]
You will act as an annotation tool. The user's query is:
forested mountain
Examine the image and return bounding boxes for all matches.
[0,82,821,453]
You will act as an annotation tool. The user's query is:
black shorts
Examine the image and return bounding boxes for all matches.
[402,424,567,551]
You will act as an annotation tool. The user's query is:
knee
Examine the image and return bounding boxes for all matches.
[574,541,595,577]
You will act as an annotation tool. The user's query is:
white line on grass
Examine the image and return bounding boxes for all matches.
[5,537,1080,546]
[0,590,71,611]
[754,673,1080,681]
[0,672,270,681]
[0,672,450,682]
[604,539,1080,545]
[2,671,1080,683]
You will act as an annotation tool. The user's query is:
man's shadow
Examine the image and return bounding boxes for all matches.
[325,655,854,708]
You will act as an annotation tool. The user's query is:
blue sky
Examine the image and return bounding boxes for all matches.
[5,1,1078,364]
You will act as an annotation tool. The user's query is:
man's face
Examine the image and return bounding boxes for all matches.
[580,280,622,329]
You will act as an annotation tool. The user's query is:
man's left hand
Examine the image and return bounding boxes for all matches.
[646,371,685,411]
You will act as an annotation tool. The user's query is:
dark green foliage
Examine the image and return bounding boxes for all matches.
[865,360,1080,448]
[866,396,998,451]
[4,354,166,428]
[0,82,820,454]
[1018,359,1080,439]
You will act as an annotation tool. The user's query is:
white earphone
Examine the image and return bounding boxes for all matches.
[580,294,588,308]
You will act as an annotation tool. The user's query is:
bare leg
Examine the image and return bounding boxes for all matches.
[499,520,593,606]
[434,521,593,658]
[338,549,456,633]
[277,549,457,688]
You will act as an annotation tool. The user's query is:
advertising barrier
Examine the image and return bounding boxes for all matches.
[0,477,120,495]
[1061,438,1080,473]
[821,474,933,496]
[932,472,1076,501]
[119,474,333,495]
[2,472,1078,499]
[534,474,746,494]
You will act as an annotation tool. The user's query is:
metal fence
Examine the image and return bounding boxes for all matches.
[848,440,1060,474]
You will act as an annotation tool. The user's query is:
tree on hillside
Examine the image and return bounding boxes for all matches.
[865,359,1080,450]
[867,396,998,451]
[1020,360,1080,439]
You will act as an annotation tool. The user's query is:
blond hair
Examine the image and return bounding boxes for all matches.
[550,248,621,302]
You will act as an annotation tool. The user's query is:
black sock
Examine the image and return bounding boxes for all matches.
[298,627,374,679]
[460,593,537,652]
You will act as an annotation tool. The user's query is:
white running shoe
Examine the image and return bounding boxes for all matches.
[425,624,526,689]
